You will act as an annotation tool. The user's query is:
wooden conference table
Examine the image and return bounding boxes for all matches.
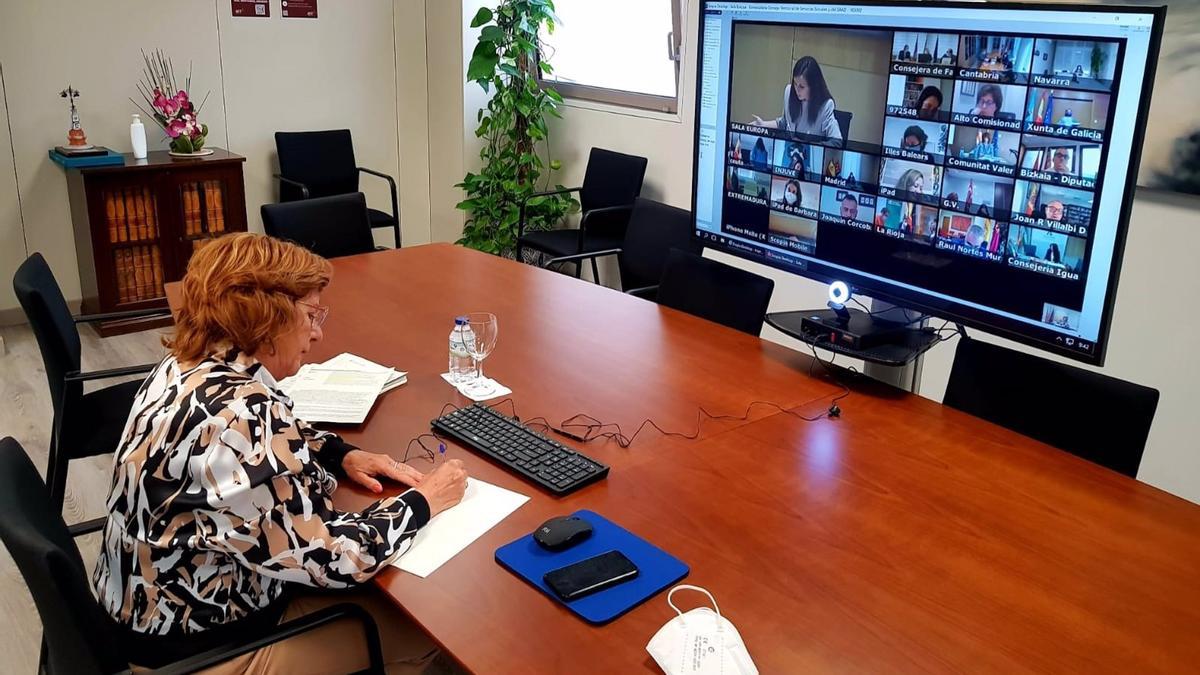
[168,243,1200,673]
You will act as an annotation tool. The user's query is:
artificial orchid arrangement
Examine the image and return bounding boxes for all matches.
[132,49,210,154]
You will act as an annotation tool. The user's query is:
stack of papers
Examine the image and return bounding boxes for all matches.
[278,353,407,424]
[392,478,529,577]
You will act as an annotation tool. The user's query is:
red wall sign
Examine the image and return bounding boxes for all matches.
[231,0,269,17]
[281,0,318,18]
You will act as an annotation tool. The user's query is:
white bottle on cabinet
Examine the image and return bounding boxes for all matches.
[130,114,147,159]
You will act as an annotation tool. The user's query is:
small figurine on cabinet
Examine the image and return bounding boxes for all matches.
[59,85,90,148]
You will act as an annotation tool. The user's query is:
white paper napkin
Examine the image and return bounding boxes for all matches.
[440,373,513,401]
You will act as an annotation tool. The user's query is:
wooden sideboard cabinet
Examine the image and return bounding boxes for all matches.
[63,149,247,335]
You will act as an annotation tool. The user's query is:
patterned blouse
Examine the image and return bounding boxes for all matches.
[92,349,430,641]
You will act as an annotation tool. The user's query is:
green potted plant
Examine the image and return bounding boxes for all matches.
[457,0,577,256]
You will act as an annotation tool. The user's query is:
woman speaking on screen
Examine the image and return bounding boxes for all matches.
[750,56,843,143]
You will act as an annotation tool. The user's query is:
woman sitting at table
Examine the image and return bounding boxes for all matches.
[92,232,468,674]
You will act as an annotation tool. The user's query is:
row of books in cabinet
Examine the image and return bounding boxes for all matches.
[185,181,227,237]
[102,181,228,245]
[103,188,158,244]
[113,245,164,304]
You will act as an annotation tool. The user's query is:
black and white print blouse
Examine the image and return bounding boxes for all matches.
[92,349,429,638]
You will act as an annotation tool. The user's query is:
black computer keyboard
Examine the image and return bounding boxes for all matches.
[432,404,609,495]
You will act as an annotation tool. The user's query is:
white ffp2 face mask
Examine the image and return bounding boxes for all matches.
[646,585,758,675]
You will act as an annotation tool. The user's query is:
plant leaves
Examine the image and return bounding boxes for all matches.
[467,42,500,82]
[479,25,504,43]
[458,0,573,257]
[469,6,493,28]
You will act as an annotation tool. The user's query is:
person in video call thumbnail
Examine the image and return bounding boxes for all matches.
[1046,242,1062,263]
[751,137,770,168]
[917,86,943,120]
[749,56,843,142]
[1044,199,1065,223]
[788,146,807,174]
[778,179,803,208]
[840,195,859,220]
[971,84,1004,118]
[903,125,928,152]
[896,168,925,196]
[1050,148,1072,174]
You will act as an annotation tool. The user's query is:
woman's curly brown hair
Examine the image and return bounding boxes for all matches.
[166,233,332,363]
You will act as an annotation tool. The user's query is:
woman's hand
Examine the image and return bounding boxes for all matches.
[750,114,767,126]
[414,459,469,517]
[342,450,425,494]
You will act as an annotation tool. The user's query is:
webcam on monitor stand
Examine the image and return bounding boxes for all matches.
[765,280,939,365]
[827,281,852,323]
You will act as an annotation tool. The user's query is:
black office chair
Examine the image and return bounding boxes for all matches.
[943,337,1159,477]
[13,253,164,537]
[656,249,775,335]
[261,193,377,259]
[274,129,400,248]
[0,436,385,675]
[833,110,853,142]
[545,198,701,301]
[516,147,649,281]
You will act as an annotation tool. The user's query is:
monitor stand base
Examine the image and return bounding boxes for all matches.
[766,308,943,367]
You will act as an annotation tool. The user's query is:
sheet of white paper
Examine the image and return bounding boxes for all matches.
[280,368,390,424]
[394,478,529,578]
[440,373,513,402]
[321,353,407,391]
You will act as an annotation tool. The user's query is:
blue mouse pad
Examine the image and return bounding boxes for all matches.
[494,509,688,625]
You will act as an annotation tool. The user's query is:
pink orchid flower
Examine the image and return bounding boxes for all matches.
[152,88,176,116]
[166,118,188,138]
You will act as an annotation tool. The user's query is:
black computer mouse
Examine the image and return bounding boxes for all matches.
[533,515,593,552]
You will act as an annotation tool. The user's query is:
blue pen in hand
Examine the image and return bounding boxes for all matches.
[439,443,447,463]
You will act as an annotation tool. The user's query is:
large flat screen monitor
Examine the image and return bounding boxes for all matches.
[692,1,1165,364]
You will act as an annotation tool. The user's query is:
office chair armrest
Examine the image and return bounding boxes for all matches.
[146,603,384,675]
[518,186,583,239]
[73,307,172,324]
[358,167,401,246]
[625,285,659,300]
[544,248,622,268]
[64,363,157,383]
[274,173,310,200]
[357,166,396,187]
[579,204,635,235]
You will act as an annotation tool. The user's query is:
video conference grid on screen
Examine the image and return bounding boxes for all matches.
[717,23,1123,343]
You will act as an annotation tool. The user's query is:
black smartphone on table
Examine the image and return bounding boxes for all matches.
[543,550,639,601]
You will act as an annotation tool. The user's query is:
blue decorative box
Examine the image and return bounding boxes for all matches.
[48,148,127,169]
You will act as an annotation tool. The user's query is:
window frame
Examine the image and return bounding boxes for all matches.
[538,0,684,114]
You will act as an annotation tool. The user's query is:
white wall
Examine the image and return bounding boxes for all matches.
[215,1,404,244]
[428,0,466,243]
[0,0,227,313]
[0,0,437,318]
[458,0,1200,504]
[0,66,26,313]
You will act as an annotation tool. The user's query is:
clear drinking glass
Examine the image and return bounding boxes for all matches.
[462,312,499,397]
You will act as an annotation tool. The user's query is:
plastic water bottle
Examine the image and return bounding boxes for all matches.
[448,317,476,384]
[130,114,147,160]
